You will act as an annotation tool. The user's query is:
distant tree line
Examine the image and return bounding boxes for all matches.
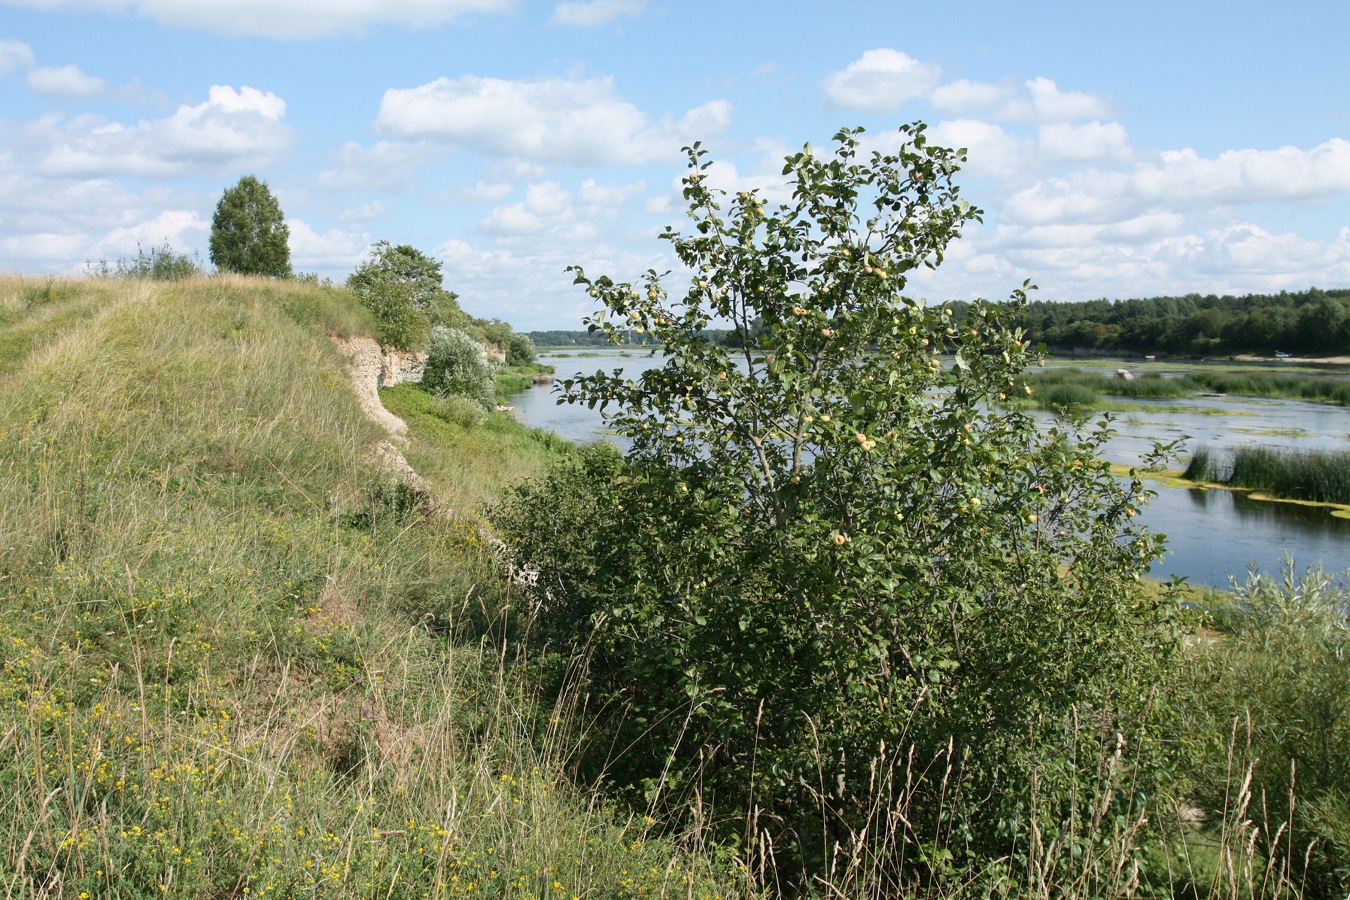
[536,287,1350,358]
[527,325,752,348]
[526,329,643,347]
[1007,287,1350,357]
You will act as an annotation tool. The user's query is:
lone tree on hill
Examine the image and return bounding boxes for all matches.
[210,175,292,277]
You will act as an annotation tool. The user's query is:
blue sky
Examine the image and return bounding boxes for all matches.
[2,1,1348,329]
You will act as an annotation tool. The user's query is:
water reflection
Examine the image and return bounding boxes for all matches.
[1142,485,1350,586]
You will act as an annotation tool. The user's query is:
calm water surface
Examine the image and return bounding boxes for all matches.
[510,352,1350,588]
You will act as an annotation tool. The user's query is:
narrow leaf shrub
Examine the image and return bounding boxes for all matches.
[423,325,497,410]
[354,278,427,351]
[429,392,490,429]
[88,241,204,281]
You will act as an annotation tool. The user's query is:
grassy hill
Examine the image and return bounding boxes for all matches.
[0,275,738,898]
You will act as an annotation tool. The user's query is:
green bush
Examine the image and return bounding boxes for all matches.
[507,332,537,365]
[423,325,497,410]
[496,126,1184,894]
[87,241,204,280]
[1184,561,1350,898]
[354,278,428,351]
[429,392,490,429]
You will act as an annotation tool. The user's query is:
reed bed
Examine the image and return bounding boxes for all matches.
[1183,444,1350,504]
[1029,366,1350,409]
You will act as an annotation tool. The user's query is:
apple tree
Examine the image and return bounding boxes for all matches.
[496,126,1183,893]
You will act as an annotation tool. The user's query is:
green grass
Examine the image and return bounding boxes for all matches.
[1180,445,1218,483]
[11,275,1345,898]
[495,363,556,397]
[0,275,744,898]
[1193,369,1350,404]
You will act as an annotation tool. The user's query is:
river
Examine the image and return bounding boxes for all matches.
[509,351,1350,589]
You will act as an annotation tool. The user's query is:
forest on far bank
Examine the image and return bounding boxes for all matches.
[1015,286,1350,357]
[530,287,1350,358]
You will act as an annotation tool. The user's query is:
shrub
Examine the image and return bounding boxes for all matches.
[430,393,490,429]
[496,126,1183,894]
[1184,561,1350,898]
[87,242,203,281]
[507,332,537,366]
[355,278,428,351]
[423,325,496,410]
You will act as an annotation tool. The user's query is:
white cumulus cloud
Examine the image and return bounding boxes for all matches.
[90,208,208,261]
[316,140,444,194]
[1004,137,1350,229]
[1037,121,1131,164]
[925,119,1029,180]
[1011,77,1112,123]
[1136,139,1350,205]
[930,79,1008,116]
[822,49,940,114]
[287,219,371,272]
[550,0,644,27]
[28,64,106,97]
[375,75,732,166]
[0,0,513,39]
[932,76,1112,123]
[479,177,642,240]
[33,85,292,178]
[0,38,35,75]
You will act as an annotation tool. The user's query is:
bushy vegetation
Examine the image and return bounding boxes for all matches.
[0,275,744,899]
[86,241,204,281]
[1181,562,1350,898]
[496,127,1187,895]
[346,242,469,350]
[5,130,1349,899]
[345,242,540,368]
[422,325,499,410]
[507,332,538,365]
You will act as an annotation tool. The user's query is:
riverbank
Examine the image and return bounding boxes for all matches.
[0,275,743,898]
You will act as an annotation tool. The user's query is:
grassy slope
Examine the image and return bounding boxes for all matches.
[0,276,737,898]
